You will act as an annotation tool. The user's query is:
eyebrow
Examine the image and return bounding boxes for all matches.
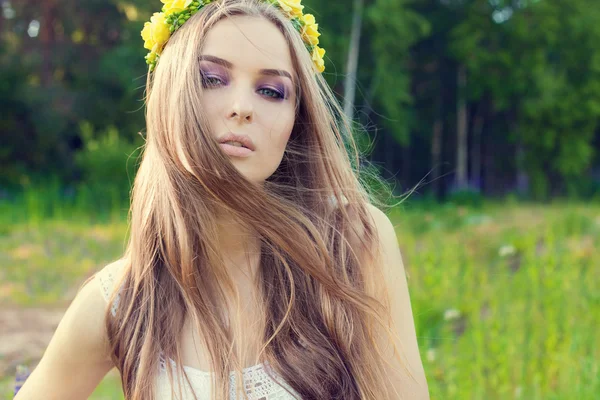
[198,54,295,83]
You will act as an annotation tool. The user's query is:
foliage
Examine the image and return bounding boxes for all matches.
[448,0,600,198]
[1,0,600,198]
[446,187,484,208]
[74,121,142,210]
[366,0,430,145]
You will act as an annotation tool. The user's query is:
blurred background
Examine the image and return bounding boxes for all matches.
[1,0,599,398]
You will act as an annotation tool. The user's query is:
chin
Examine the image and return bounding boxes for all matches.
[233,165,278,185]
[233,171,265,185]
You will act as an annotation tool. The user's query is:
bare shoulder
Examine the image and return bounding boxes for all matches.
[342,203,395,254]
[14,263,118,399]
[362,203,430,399]
[364,203,393,232]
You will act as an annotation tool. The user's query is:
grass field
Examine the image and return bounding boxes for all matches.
[1,197,598,399]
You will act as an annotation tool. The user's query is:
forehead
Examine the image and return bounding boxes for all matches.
[201,16,295,75]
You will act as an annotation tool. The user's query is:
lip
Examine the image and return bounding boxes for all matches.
[217,133,256,151]
[218,143,253,158]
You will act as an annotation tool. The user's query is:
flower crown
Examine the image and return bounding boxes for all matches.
[141,0,325,73]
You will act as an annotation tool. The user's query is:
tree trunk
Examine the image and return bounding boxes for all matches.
[471,104,484,191]
[40,0,57,86]
[455,64,468,190]
[402,144,411,188]
[385,130,395,180]
[358,74,378,127]
[343,0,364,122]
[431,98,443,198]
[515,134,529,196]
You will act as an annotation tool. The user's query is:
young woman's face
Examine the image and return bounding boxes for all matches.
[199,16,297,184]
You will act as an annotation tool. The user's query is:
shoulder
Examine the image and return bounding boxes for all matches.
[342,202,394,254]
[53,259,127,361]
[364,203,400,262]
[343,203,401,289]
[360,205,430,399]
[14,264,118,398]
[364,203,393,233]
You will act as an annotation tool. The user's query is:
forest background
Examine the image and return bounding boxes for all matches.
[1,0,599,399]
[3,0,600,200]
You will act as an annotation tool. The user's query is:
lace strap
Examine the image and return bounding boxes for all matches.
[96,260,124,317]
[328,194,349,209]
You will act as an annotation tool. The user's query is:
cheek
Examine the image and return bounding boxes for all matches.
[199,92,223,123]
[264,106,295,150]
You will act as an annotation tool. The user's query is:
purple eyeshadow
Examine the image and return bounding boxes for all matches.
[261,83,288,99]
[274,83,287,98]
[199,64,290,99]
[264,85,287,98]
[199,65,228,83]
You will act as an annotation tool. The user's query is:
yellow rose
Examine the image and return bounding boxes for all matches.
[312,45,325,73]
[141,12,171,52]
[301,14,320,46]
[277,0,304,18]
[160,0,193,15]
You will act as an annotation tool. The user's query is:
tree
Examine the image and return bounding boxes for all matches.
[449,0,600,198]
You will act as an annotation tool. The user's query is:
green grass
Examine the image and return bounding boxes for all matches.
[1,192,598,399]
[1,370,123,400]
[0,220,128,306]
[393,202,599,399]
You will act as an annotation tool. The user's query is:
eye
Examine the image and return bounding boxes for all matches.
[258,87,285,100]
[201,74,225,88]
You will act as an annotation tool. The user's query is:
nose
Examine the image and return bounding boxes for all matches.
[228,89,254,123]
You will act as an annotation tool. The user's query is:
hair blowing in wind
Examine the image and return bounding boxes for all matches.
[103,0,413,399]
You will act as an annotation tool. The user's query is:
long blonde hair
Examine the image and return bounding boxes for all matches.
[105,0,407,398]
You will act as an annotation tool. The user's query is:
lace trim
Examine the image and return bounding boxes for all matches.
[158,353,300,399]
[328,194,349,209]
[97,261,122,317]
[159,354,266,377]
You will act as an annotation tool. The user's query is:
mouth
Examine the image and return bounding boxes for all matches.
[217,132,255,158]
[217,133,256,151]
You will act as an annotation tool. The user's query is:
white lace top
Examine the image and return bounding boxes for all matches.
[96,261,301,400]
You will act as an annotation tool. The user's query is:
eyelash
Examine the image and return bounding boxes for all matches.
[258,87,285,99]
[202,75,223,87]
[201,74,286,100]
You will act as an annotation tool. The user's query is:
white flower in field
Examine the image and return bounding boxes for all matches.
[443,308,461,321]
[426,348,436,362]
[498,244,516,257]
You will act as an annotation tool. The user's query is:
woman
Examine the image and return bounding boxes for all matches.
[15,0,428,399]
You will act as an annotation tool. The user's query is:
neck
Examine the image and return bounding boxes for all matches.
[214,212,262,281]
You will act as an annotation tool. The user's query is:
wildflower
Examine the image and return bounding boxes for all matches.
[312,45,325,73]
[426,348,436,362]
[301,14,320,45]
[498,244,516,257]
[277,0,304,18]
[443,308,461,321]
[141,12,170,52]
[160,0,193,15]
